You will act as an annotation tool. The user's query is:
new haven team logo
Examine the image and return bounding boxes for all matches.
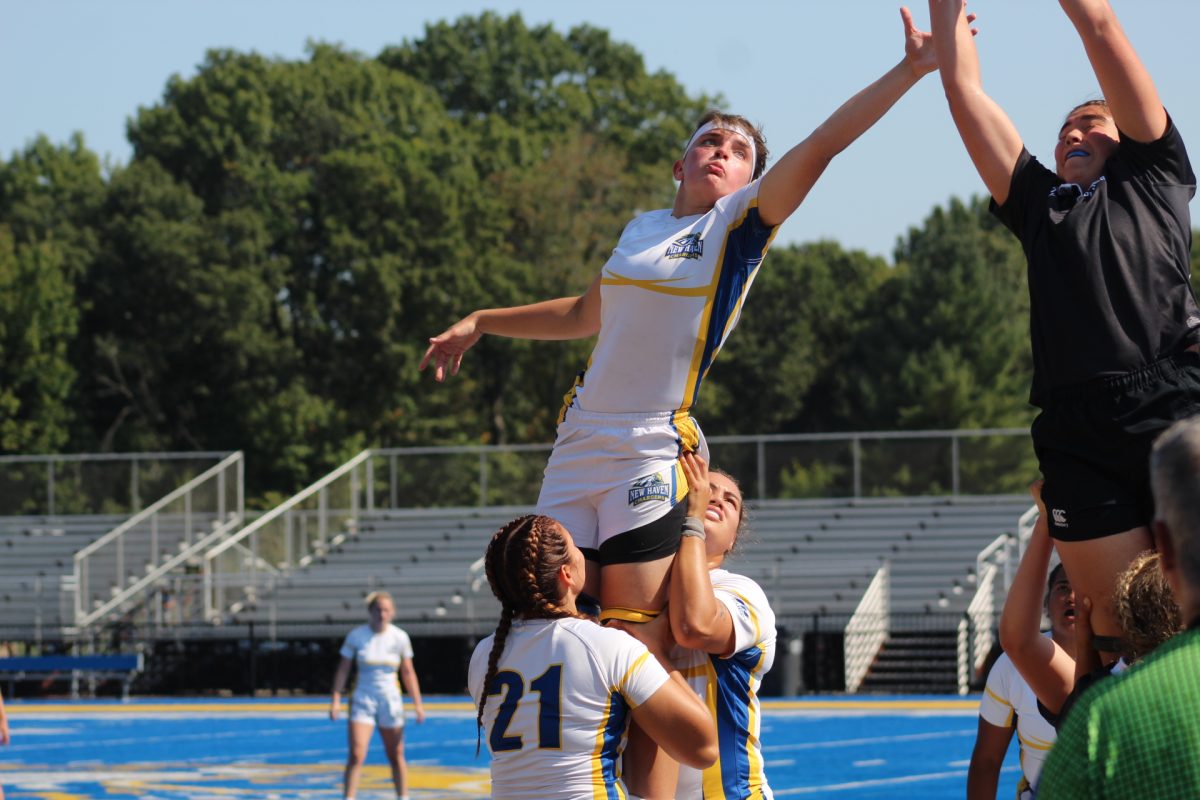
[628,472,672,507]
[665,232,703,260]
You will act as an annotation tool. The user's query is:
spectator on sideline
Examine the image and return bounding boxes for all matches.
[969,558,1075,799]
[1039,416,1200,798]
[330,591,425,800]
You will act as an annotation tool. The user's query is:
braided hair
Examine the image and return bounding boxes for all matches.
[475,514,588,754]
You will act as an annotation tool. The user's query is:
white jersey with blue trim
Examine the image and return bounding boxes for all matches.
[673,569,776,800]
[339,623,413,695]
[561,178,777,419]
[979,651,1057,792]
[469,616,670,800]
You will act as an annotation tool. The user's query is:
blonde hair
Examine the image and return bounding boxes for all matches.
[1114,550,1182,662]
[364,590,393,611]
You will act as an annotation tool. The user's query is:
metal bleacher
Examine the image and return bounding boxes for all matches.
[716,496,1029,618]
[0,515,126,629]
[226,495,1030,635]
[229,506,526,634]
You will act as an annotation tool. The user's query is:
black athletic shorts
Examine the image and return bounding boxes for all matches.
[1033,349,1200,542]
[595,498,687,565]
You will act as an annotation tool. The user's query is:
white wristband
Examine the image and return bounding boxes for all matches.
[681,516,706,540]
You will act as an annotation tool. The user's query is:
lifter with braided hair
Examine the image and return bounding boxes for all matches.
[468,514,716,800]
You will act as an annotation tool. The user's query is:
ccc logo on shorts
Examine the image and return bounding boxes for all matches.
[628,472,671,507]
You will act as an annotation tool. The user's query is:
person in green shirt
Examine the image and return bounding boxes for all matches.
[1039,415,1200,799]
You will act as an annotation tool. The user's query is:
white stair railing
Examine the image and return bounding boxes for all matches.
[956,504,1037,693]
[203,450,371,622]
[958,561,1000,695]
[72,452,244,625]
[77,513,242,628]
[844,561,890,693]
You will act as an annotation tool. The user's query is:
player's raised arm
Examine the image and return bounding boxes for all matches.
[670,453,736,655]
[929,0,1024,204]
[419,275,601,382]
[757,7,962,226]
[998,483,1076,714]
[1058,0,1166,142]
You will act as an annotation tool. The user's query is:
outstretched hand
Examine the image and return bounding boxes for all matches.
[419,315,482,382]
[902,4,977,77]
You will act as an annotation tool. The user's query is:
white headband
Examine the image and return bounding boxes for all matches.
[683,121,757,173]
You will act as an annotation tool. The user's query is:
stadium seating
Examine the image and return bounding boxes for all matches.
[0,515,125,629]
[0,512,229,630]
[1,496,1029,662]
[223,496,1029,638]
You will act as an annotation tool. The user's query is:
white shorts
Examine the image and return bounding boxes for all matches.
[350,687,405,729]
[535,409,707,552]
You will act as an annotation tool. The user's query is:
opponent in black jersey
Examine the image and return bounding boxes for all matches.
[930,0,1200,656]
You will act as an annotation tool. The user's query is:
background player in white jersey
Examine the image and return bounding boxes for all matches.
[330,591,425,800]
[650,453,776,800]
[469,514,717,800]
[968,561,1076,800]
[421,6,974,631]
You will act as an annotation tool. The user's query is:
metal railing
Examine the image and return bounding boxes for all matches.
[958,562,1000,695]
[77,514,243,629]
[202,450,371,622]
[844,561,890,693]
[72,453,244,626]
[955,503,1037,693]
[0,451,232,516]
[366,428,1031,507]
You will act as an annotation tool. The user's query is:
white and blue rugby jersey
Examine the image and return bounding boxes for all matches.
[979,651,1057,791]
[469,616,670,800]
[674,569,776,800]
[561,179,777,421]
[339,624,413,694]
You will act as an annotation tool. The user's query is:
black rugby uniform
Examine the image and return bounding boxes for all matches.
[991,117,1200,540]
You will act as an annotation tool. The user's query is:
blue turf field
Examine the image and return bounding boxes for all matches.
[0,696,1021,798]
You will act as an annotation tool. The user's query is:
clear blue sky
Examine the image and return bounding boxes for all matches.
[4,0,1197,261]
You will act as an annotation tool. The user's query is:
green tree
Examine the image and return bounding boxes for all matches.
[0,230,77,452]
[90,18,712,493]
[836,197,1032,431]
[0,134,105,452]
[701,241,891,434]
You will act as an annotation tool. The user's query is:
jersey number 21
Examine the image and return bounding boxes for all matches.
[488,664,563,752]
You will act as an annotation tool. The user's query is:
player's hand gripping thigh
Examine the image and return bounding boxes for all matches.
[1055,527,1153,655]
